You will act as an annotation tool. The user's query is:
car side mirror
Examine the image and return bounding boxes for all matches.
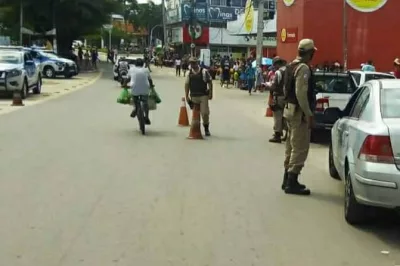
[25,60,35,66]
[324,107,343,124]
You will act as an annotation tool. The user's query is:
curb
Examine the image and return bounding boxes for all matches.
[0,71,103,116]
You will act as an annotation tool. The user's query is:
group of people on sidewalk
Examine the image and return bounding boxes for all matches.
[183,39,318,196]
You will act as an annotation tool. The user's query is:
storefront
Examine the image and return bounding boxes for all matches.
[277,0,397,71]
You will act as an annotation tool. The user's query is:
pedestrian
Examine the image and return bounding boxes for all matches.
[393,58,400,78]
[281,39,317,196]
[182,57,188,77]
[175,57,182,76]
[91,48,97,70]
[184,57,213,136]
[361,60,376,72]
[245,62,255,95]
[255,64,264,92]
[268,56,287,143]
[221,56,231,88]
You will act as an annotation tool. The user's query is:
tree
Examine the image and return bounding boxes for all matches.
[0,0,121,52]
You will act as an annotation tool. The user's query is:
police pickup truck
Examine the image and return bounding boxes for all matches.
[311,70,395,142]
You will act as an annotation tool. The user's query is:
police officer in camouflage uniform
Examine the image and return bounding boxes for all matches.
[269,56,287,143]
[281,39,317,196]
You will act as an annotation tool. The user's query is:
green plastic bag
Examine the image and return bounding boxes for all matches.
[117,88,131,104]
[149,86,161,104]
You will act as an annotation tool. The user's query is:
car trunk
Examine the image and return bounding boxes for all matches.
[383,118,400,169]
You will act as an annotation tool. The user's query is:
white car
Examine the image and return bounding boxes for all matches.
[350,70,396,87]
[326,79,400,224]
[0,50,42,98]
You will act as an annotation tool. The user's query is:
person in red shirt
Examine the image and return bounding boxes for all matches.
[394,58,400,78]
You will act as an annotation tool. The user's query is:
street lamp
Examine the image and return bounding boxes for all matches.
[103,24,113,49]
[149,24,162,48]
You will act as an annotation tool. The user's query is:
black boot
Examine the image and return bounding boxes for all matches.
[269,132,282,143]
[281,170,288,190]
[204,124,211,136]
[284,172,310,195]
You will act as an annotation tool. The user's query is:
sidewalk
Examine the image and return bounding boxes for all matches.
[0,71,102,116]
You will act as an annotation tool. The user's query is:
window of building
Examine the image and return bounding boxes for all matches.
[210,0,226,6]
[230,0,245,7]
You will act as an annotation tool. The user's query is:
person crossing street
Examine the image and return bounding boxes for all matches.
[184,57,213,136]
[281,39,317,196]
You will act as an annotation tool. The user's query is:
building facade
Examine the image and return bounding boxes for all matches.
[165,0,277,57]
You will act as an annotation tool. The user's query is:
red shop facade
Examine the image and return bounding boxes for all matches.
[277,0,400,72]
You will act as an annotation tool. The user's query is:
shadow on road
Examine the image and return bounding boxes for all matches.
[357,211,400,252]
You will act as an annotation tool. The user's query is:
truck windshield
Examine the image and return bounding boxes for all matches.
[314,74,355,94]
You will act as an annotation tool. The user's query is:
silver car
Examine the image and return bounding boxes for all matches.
[0,50,42,98]
[325,79,400,224]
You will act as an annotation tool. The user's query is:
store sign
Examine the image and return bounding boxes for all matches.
[167,9,180,24]
[346,0,387,12]
[208,6,244,22]
[171,27,182,43]
[181,3,207,21]
[183,24,209,44]
[280,28,298,43]
[283,0,295,6]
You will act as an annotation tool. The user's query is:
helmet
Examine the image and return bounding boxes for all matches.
[135,58,144,67]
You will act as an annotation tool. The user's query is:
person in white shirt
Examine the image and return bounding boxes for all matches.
[175,57,182,76]
[129,58,153,125]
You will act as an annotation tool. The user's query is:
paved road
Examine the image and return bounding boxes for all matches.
[0,65,399,266]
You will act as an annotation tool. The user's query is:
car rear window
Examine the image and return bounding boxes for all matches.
[314,74,355,94]
[381,88,400,118]
[365,74,395,82]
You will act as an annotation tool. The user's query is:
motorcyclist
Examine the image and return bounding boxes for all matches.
[117,57,130,86]
[129,58,153,125]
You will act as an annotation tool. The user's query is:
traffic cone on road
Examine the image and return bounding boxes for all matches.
[178,97,189,126]
[188,103,203,139]
[11,91,24,106]
[265,93,273,117]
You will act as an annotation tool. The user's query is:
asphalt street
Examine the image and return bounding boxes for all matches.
[0,64,399,266]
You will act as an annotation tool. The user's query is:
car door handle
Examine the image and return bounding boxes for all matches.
[344,131,349,136]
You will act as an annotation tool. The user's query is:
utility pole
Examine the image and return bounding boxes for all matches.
[342,0,348,71]
[189,0,197,57]
[19,0,23,45]
[52,0,57,53]
[255,0,265,66]
[161,0,168,47]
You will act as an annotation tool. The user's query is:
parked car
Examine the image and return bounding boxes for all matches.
[325,79,400,224]
[29,50,78,78]
[349,70,396,87]
[0,50,42,98]
[0,46,78,78]
[311,70,395,141]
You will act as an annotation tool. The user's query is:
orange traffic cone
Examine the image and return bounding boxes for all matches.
[178,97,190,126]
[11,91,24,106]
[265,93,273,117]
[188,103,203,139]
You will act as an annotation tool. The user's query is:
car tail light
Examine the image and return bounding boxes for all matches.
[358,135,394,164]
[315,97,329,112]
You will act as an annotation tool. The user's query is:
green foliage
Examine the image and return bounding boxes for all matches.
[0,0,163,52]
